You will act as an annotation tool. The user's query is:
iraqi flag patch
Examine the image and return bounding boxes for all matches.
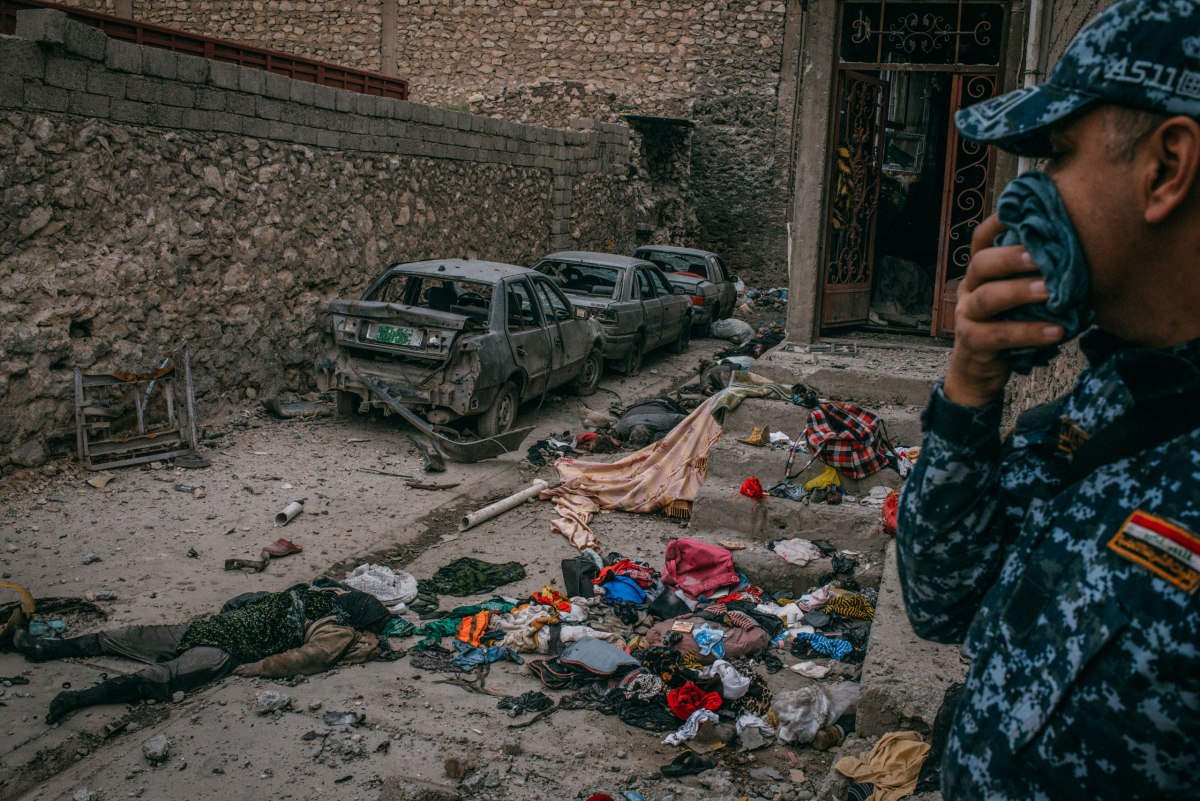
[1108,511,1200,594]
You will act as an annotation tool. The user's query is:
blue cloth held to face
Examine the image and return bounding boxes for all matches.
[994,171,1094,374]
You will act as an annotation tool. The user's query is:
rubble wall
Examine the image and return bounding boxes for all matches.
[51,0,795,285]
[0,17,633,471]
[51,0,386,72]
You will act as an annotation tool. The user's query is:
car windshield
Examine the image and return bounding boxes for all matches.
[534,260,621,300]
[365,273,494,323]
[637,251,708,277]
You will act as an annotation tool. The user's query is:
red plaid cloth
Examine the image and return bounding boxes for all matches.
[804,402,895,479]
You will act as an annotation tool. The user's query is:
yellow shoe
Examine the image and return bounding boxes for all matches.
[738,426,768,446]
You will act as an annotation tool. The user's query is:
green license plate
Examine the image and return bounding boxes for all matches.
[367,323,421,346]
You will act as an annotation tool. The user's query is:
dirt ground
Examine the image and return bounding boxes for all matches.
[0,315,930,801]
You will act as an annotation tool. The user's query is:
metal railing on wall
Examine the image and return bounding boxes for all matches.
[0,0,409,99]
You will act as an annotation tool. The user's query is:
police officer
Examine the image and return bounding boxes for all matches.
[896,0,1200,798]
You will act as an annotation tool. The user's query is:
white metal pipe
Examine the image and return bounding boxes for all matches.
[1018,0,1047,174]
[459,479,551,532]
[276,500,304,526]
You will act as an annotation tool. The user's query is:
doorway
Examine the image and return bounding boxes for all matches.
[818,0,1007,337]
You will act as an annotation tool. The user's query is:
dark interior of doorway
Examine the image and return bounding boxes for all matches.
[865,71,953,335]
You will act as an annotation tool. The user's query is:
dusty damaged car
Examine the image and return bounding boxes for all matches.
[632,245,739,330]
[532,251,692,376]
[315,259,605,438]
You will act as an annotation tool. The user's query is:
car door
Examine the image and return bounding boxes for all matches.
[502,277,552,401]
[531,276,583,386]
[711,256,737,317]
[647,266,687,342]
[633,266,665,348]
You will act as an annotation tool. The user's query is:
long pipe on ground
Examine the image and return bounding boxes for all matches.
[460,479,552,531]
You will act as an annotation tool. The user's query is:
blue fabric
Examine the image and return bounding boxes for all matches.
[994,171,1093,374]
[792,632,853,661]
[692,624,726,659]
[450,640,524,670]
[602,574,646,604]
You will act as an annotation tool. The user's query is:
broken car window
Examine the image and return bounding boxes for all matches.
[534,260,621,300]
[366,275,494,323]
[638,251,708,277]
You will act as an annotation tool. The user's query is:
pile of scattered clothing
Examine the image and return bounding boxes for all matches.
[372,538,870,775]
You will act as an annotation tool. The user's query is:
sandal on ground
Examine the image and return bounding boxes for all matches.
[659,751,716,777]
[262,538,303,557]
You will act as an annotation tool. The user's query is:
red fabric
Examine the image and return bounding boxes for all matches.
[805,402,895,479]
[662,538,740,600]
[592,558,656,589]
[532,586,573,612]
[881,490,900,536]
[739,477,765,500]
[667,681,722,720]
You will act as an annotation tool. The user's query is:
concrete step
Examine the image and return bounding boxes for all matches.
[855,542,967,738]
[719,398,926,449]
[687,484,892,594]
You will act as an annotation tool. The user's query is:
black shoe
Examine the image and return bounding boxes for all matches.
[660,751,716,778]
[14,631,103,662]
[46,674,148,725]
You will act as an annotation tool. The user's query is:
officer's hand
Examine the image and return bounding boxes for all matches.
[944,214,1065,407]
[233,661,263,677]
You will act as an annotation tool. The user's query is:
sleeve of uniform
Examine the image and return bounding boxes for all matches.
[896,382,1007,644]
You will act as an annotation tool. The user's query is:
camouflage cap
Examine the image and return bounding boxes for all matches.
[956,0,1200,156]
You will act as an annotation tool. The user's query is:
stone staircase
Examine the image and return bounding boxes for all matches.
[685,341,965,800]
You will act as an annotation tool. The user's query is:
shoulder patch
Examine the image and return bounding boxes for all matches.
[1108,511,1200,594]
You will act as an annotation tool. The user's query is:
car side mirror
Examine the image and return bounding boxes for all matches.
[730,274,739,282]
[673,286,688,295]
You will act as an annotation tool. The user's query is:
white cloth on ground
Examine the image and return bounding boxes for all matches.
[772,682,860,744]
[773,538,825,566]
[342,564,418,605]
[662,709,720,746]
[756,602,806,628]
[698,659,750,700]
[736,713,776,750]
[791,660,831,678]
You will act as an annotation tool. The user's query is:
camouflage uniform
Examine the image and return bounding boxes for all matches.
[897,330,1200,799]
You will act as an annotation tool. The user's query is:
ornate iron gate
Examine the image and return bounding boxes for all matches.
[932,73,998,335]
[820,0,1009,334]
[821,72,887,328]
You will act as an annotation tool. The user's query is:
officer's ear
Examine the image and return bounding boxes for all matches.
[1143,115,1200,225]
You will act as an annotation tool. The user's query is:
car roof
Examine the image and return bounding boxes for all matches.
[381,258,535,282]
[538,251,649,269]
[633,245,718,259]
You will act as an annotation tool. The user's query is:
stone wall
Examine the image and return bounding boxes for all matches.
[57,0,386,72]
[50,0,797,284]
[0,11,633,471]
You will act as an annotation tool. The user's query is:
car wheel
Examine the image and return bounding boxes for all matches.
[671,318,691,354]
[619,334,645,377]
[336,390,359,417]
[477,381,518,437]
[570,348,603,396]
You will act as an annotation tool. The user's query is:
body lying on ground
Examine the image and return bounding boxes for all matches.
[11,580,389,724]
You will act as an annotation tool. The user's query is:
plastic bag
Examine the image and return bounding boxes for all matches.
[710,318,755,345]
[772,681,860,744]
[343,564,419,605]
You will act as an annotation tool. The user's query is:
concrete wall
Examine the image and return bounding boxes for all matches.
[0,11,634,471]
[51,0,798,285]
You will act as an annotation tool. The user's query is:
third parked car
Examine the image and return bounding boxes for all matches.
[632,245,739,330]
[532,251,692,376]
